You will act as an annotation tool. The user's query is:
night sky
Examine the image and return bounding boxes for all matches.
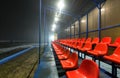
[0,0,39,42]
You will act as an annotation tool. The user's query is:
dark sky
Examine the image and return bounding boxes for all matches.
[0,0,39,42]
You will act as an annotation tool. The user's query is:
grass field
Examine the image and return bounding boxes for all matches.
[0,47,44,78]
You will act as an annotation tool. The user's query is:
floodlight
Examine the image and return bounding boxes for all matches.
[57,0,65,10]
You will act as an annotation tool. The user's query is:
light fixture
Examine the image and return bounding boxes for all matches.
[52,24,56,31]
[52,28,55,31]
[52,24,56,28]
[81,20,86,23]
[49,35,54,41]
[71,26,74,28]
[57,0,65,10]
[101,8,105,12]
[55,17,59,22]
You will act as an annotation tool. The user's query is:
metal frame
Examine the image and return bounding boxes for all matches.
[46,6,80,19]
[74,23,75,38]
[86,14,88,38]
[70,23,72,38]
[39,0,42,64]
[78,18,81,37]
[44,7,46,46]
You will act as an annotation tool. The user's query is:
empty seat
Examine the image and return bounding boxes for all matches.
[77,38,92,51]
[66,59,99,78]
[72,41,78,49]
[60,52,78,70]
[92,37,99,44]
[77,41,84,50]
[109,37,120,47]
[104,46,120,64]
[85,37,92,43]
[100,37,111,44]
[57,49,70,60]
[87,43,108,56]
[79,42,92,52]
[80,38,86,43]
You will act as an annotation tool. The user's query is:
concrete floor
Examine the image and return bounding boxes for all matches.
[34,46,59,78]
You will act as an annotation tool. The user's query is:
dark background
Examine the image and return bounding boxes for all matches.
[0,0,39,42]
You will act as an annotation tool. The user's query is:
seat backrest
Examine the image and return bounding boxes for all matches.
[77,38,81,43]
[81,38,86,43]
[65,49,70,56]
[100,37,111,44]
[114,37,120,45]
[113,46,120,54]
[77,41,83,48]
[83,42,92,50]
[78,59,99,78]
[68,52,78,67]
[94,43,108,55]
[85,38,92,43]
[92,37,99,44]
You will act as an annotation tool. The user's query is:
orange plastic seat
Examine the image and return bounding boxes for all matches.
[87,43,108,56]
[92,37,99,44]
[57,49,70,60]
[77,42,84,50]
[100,37,111,44]
[52,43,65,55]
[79,42,92,52]
[66,59,99,78]
[85,38,92,43]
[77,38,92,51]
[72,41,78,49]
[81,38,86,43]
[55,48,66,55]
[104,46,120,64]
[109,37,120,47]
[60,52,78,70]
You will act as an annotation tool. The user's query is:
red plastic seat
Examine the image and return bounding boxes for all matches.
[100,37,111,44]
[72,41,79,49]
[77,42,84,50]
[81,38,86,43]
[66,59,99,78]
[79,42,92,52]
[104,46,120,64]
[85,38,92,43]
[60,52,78,70]
[92,37,99,44]
[87,43,108,56]
[52,43,66,55]
[109,37,120,47]
[57,49,70,60]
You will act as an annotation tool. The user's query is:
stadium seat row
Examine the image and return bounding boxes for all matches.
[56,37,120,65]
[52,42,99,78]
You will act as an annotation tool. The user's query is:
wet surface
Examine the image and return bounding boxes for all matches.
[34,46,59,78]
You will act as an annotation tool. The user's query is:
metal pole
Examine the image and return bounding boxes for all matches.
[86,14,88,38]
[66,25,67,38]
[44,8,46,46]
[97,3,101,68]
[78,18,81,38]
[46,18,48,45]
[74,23,75,38]
[98,4,101,39]
[70,24,71,38]
[39,0,42,64]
